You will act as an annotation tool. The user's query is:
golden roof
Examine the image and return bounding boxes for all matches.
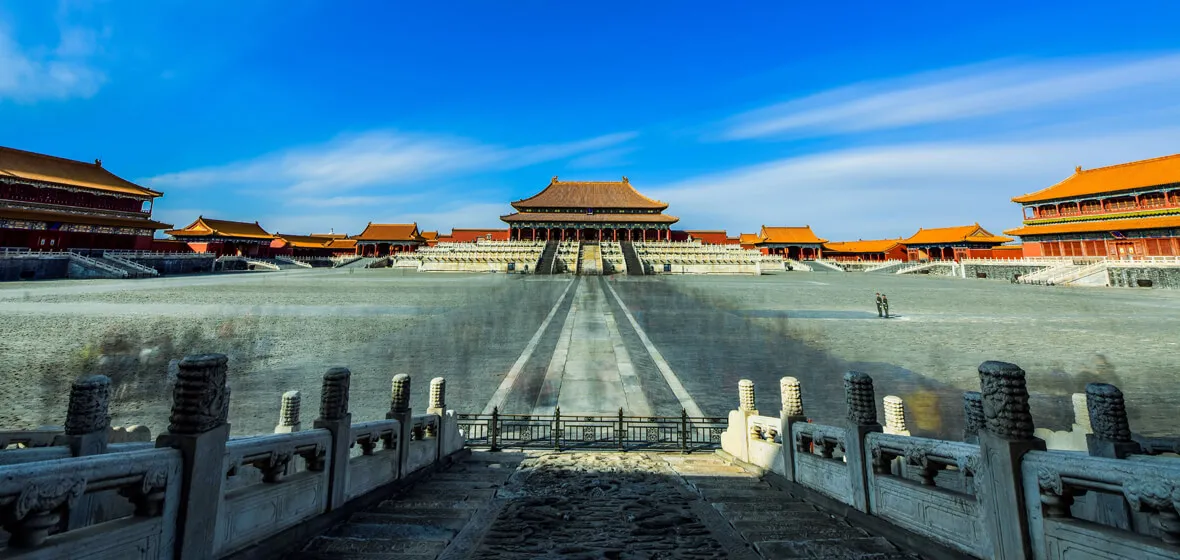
[1005,215,1180,236]
[353,223,422,242]
[0,146,161,197]
[1013,153,1180,204]
[824,238,905,253]
[500,212,678,224]
[0,207,171,229]
[310,233,347,239]
[165,217,274,239]
[756,225,827,244]
[903,224,1011,245]
[511,177,669,211]
[275,234,334,248]
[420,231,439,241]
[738,233,760,245]
[325,238,358,249]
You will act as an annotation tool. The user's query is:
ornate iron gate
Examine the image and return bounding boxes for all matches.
[456,407,727,452]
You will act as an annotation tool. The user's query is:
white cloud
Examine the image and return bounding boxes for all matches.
[0,23,105,102]
[147,130,639,196]
[567,147,637,169]
[719,54,1180,140]
[649,128,1180,239]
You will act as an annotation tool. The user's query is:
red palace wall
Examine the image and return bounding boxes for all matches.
[684,231,730,244]
[450,229,509,243]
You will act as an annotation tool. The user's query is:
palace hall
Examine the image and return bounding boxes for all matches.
[0,146,171,250]
[500,177,678,241]
[1005,154,1180,259]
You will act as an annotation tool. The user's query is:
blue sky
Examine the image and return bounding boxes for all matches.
[3,1,1180,240]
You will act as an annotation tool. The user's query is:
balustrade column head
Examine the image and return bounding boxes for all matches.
[276,390,301,433]
[883,395,907,434]
[843,371,878,426]
[780,377,803,417]
[1085,383,1131,443]
[167,354,230,435]
[65,375,111,436]
[390,374,411,414]
[977,360,1035,441]
[1071,393,1091,432]
[963,391,984,442]
[318,368,351,422]
[429,377,446,411]
[738,379,756,412]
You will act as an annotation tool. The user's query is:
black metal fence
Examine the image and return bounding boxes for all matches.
[456,407,728,453]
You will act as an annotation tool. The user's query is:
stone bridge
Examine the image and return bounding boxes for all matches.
[0,356,1177,559]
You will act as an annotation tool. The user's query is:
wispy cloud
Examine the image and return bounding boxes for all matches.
[147,130,638,196]
[0,22,105,102]
[719,54,1180,140]
[650,127,1180,239]
[567,147,637,169]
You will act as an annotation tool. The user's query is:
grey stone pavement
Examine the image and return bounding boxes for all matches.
[298,450,921,560]
[3,268,1178,440]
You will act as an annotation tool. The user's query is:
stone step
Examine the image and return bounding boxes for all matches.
[410,479,504,491]
[303,535,448,556]
[326,521,457,542]
[428,471,513,483]
[375,499,484,511]
[712,499,819,514]
[395,487,498,501]
[368,507,474,519]
[348,512,472,531]
[719,507,821,523]
[738,518,871,543]
[754,536,914,559]
[697,487,791,502]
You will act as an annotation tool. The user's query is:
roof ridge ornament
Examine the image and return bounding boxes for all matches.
[1076,165,1082,173]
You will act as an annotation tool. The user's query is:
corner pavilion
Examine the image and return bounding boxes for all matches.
[500,177,678,241]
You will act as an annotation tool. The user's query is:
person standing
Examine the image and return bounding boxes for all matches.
[875,292,883,318]
[882,294,890,318]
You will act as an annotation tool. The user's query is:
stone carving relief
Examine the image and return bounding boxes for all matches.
[977,361,1035,440]
[64,375,111,436]
[168,354,230,435]
[844,371,878,425]
[1086,383,1132,443]
[319,367,351,421]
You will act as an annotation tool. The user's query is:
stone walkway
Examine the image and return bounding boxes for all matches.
[297,451,922,559]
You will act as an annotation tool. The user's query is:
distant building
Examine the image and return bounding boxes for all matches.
[824,239,907,262]
[1005,154,1180,259]
[683,230,731,245]
[737,233,760,250]
[902,224,1011,261]
[501,176,678,241]
[353,223,424,256]
[0,146,172,251]
[449,228,509,243]
[754,226,827,259]
[271,233,343,258]
[165,217,276,257]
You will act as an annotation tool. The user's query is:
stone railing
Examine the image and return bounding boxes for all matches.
[720,364,1180,559]
[0,359,465,559]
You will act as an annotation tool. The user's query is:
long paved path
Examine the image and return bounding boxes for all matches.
[297,451,923,559]
[485,277,701,417]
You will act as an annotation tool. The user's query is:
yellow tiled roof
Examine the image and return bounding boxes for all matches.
[512,177,669,210]
[0,146,161,197]
[354,223,422,241]
[166,217,274,239]
[904,224,1011,245]
[1013,153,1180,204]
[824,238,905,253]
[756,225,827,244]
[1005,215,1180,236]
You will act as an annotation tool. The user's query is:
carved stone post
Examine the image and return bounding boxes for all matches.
[314,368,352,510]
[779,377,806,482]
[64,374,112,530]
[428,377,446,467]
[386,374,413,479]
[974,361,1045,560]
[1084,383,1140,530]
[156,354,231,560]
[962,391,984,444]
[275,390,301,434]
[1071,392,1092,434]
[843,371,881,513]
[721,380,757,463]
[882,395,909,436]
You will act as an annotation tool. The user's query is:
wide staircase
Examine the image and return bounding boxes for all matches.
[99,254,160,278]
[804,259,843,272]
[534,240,559,275]
[576,241,603,275]
[619,240,644,275]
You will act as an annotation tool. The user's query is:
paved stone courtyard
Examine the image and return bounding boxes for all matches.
[1,268,1177,439]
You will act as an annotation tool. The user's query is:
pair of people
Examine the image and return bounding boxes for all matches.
[875,292,890,318]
